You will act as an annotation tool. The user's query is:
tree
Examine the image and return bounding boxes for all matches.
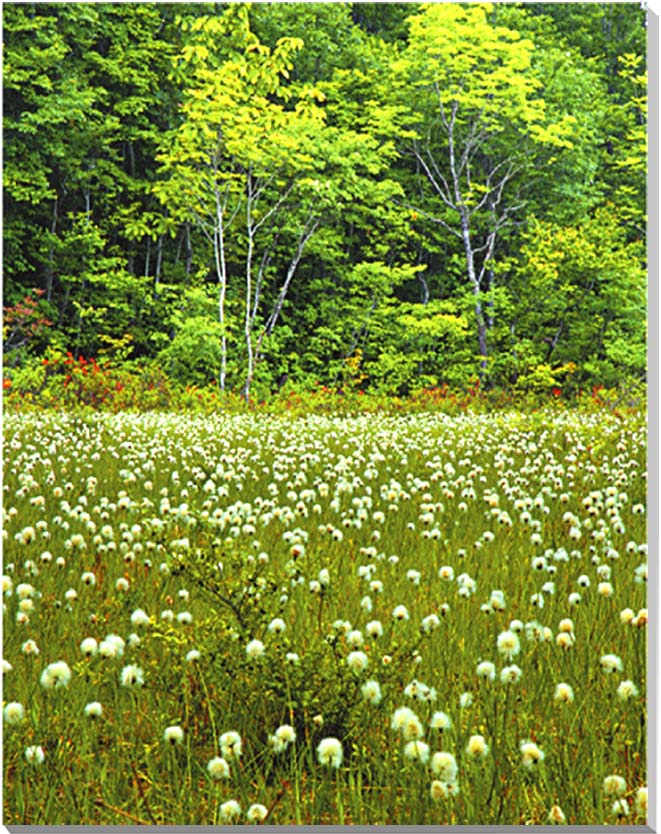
[499,207,646,389]
[153,9,324,394]
[2,3,182,355]
[391,2,576,379]
[154,7,404,398]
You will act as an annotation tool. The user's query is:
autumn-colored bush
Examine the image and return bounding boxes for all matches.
[2,351,646,417]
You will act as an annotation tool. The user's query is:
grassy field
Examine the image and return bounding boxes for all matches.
[2,409,648,825]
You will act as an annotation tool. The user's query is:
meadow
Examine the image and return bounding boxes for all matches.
[2,409,648,825]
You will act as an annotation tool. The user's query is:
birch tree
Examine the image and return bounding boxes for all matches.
[394,2,575,378]
[153,8,327,396]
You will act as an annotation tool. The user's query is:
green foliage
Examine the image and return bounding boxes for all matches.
[158,317,225,387]
[501,207,646,389]
[2,2,648,398]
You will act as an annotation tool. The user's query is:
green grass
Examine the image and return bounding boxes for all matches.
[2,409,648,825]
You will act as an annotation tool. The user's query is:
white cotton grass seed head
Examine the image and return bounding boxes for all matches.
[120,664,144,687]
[361,679,382,705]
[497,630,520,659]
[476,661,496,682]
[603,775,627,796]
[106,634,126,654]
[219,731,242,760]
[520,740,545,769]
[403,740,430,763]
[246,639,265,659]
[16,583,36,600]
[207,756,230,780]
[130,608,150,626]
[431,751,458,782]
[80,637,98,657]
[268,618,286,635]
[490,589,506,611]
[219,800,242,822]
[347,629,364,648]
[620,608,635,624]
[3,702,25,725]
[421,613,441,633]
[404,679,428,700]
[633,608,648,627]
[269,724,296,753]
[392,604,409,621]
[430,780,460,801]
[391,706,423,740]
[317,737,343,768]
[25,745,45,764]
[99,639,120,659]
[40,660,72,689]
[84,701,103,719]
[553,683,575,704]
[600,654,624,674]
[466,734,489,759]
[556,632,575,650]
[366,620,383,638]
[547,805,566,824]
[500,665,523,685]
[164,725,184,745]
[430,711,452,731]
[634,787,648,818]
[611,799,630,818]
[617,680,639,701]
[246,804,268,823]
[407,569,421,585]
[346,652,369,675]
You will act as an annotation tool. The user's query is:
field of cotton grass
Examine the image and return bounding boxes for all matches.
[2,409,648,825]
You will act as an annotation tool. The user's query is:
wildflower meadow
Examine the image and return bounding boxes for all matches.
[2,408,648,825]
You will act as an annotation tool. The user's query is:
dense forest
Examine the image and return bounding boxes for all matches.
[3,2,647,401]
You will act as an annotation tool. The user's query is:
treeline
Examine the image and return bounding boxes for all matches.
[3,2,647,399]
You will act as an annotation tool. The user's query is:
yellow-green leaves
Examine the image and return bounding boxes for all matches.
[404,2,544,131]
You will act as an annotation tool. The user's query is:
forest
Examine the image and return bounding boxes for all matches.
[3,2,648,405]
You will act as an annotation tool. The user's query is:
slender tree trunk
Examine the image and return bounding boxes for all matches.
[45,198,58,303]
[185,222,193,279]
[458,212,488,374]
[418,272,430,305]
[485,266,495,330]
[213,195,228,393]
[447,104,488,377]
[242,207,255,403]
[155,234,163,291]
[252,216,318,377]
